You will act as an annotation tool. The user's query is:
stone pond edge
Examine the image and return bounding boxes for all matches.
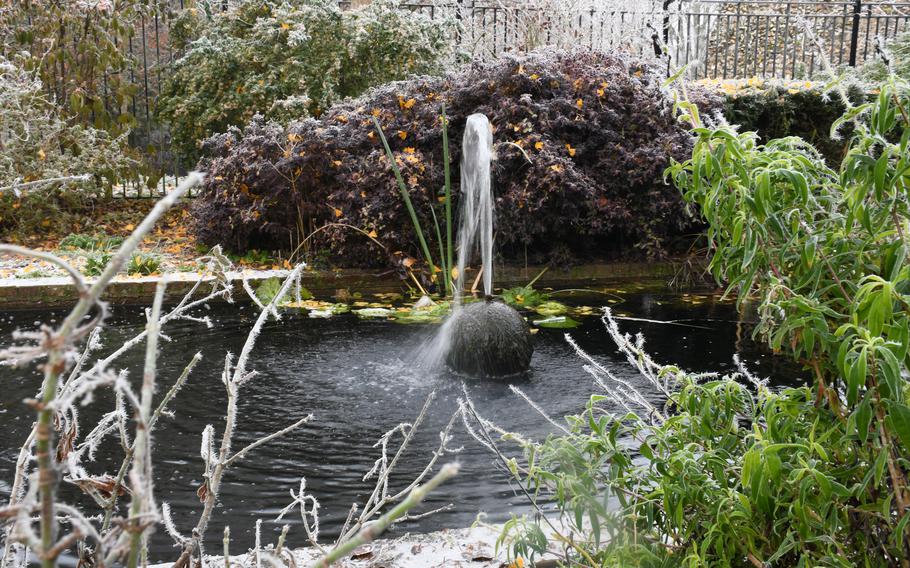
[0,261,698,310]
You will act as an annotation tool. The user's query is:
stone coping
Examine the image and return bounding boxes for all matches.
[0,261,690,310]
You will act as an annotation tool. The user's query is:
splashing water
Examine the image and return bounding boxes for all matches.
[453,114,495,302]
[417,114,495,369]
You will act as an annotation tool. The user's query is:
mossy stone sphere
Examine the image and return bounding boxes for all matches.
[445,299,533,378]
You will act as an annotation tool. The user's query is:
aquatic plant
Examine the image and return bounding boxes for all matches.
[157,0,454,162]
[0,175,459,568]
[193,50,717,267]
[462,73,910,566]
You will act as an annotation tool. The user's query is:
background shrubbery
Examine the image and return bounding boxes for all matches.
[0,58,136,239]
[194,50,719,268]
[714,80,865,165]
[158,0,455,163]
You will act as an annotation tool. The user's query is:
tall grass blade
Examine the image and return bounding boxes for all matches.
[372,117,437,277]
[428,204,447,294]
[441,105,454,296]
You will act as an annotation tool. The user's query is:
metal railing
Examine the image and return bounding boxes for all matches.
[57,0,910,197]
[668,1,910,79]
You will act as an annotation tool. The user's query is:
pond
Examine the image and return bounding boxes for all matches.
[0,291,802,561]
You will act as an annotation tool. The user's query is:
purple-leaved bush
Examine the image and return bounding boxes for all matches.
[193,50,720,267]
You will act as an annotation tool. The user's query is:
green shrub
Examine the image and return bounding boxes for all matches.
[157,0,454,162]
[0,0,152,138]
[0,57,136,239]
[720,82,865,165]
[488,78,910,565]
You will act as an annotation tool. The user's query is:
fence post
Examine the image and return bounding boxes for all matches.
[849,0,862,66]
[662,0,675,76]
[455,0,464,45]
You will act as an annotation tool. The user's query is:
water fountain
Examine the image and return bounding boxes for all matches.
[421,114,533,378]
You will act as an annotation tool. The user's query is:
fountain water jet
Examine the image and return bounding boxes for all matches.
[418,114,533,378]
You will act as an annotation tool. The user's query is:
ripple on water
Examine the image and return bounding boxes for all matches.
[0,294,804,561]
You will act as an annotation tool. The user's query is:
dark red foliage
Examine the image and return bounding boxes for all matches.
[193,50,719,266]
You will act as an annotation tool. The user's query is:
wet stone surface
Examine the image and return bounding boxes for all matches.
[445,299,534,378]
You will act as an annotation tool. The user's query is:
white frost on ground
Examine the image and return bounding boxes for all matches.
[149,525,549,568]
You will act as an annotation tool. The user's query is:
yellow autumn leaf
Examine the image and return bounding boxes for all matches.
[550,164,562,172]
[280,22,290,30]
[566,144,576,157]
[124,223,135,231]
[534,141,544,150]
[37,148,46,161]
[402,257,416,268]
[333,208,342,218]
[397,131,408,140]
[530,73,539,80]
[451,266,459,280]
[367,229,378,238]
[576,99,584,109]
[403,147,416,154]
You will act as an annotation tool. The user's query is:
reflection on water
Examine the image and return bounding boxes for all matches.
[0,293,802,561]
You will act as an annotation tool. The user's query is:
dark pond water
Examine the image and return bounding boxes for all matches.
[0,292,802,561]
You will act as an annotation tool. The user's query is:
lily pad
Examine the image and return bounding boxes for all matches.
[353,307,394,318]
[255,277,282,304]
[535,301,569,316]
[533,316,581,329]
[390,301,452,324]
[501,285,548,308]
[283,300,349,317]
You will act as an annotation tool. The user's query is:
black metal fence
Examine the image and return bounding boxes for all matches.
[669,1,910,79]
[94,0,910,196]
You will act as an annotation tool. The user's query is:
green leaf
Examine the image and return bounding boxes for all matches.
[887,403,910,451]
